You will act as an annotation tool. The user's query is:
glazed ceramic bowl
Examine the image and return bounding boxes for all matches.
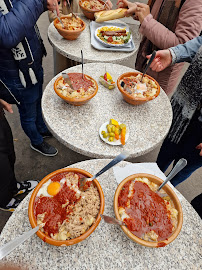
[79,0,107,20]
[54,73,98,106]
[117,72,160,105]
[114,173,183,248]
[53,15,86,40]
[28,168,105,246]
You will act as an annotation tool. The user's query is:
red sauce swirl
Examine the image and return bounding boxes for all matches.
[68,73,93,91]
[118,181,173,241]
[34,173,85,237]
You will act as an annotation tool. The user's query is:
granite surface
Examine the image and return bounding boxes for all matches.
[48,15,141,68]
[42,63,172,159]
[0,160,202,270]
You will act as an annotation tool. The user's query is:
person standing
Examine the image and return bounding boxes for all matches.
[117,0,202,95]
[147,35,202,186]
[0,0,59,156]
[0,98,38,211]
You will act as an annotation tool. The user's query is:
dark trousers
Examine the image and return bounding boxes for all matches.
[0,114,17,207]
[1,66,49,145]
[191,193,202,218]
[157,111,202,186]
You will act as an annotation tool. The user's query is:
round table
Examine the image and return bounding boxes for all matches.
[48,15,141,68]
[0,159,201,270]
[42,63,172,159]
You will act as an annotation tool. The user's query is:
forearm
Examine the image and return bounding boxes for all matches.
[0,0,46,49]
[170,36,202,64]
[140,0,202,49]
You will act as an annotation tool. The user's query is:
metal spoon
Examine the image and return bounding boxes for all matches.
[53,10,65,28]
[79,151,130,191]
[66,0,77,18]
[140,50,156,82]
[0,223,45,260]
[157,158,187,191]
[81,50,84,79]
[100,214,126,226]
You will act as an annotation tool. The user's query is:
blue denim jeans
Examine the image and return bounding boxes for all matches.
[1,66,49,145]
[157,111,202,186]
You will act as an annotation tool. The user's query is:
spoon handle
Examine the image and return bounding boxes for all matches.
[100,214,126,226]
[157,158,187,191]
[81,50,84,79]
[0,225,42,260]
[53,10,64,28]
[141,50,156,82]
[91,151,130,181]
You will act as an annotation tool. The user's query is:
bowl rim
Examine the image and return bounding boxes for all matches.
[53,73,98,104]
[28,168,105,246]
[117,71,161,101]
[113,173,183,248]
[79,0,106,13]
[53,15,86,33]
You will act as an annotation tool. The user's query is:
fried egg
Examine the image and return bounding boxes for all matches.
[134,83,147,93]
[37,179,62,197]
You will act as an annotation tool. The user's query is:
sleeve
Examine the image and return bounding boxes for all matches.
[0,0,46,49]
[169,36,202,64]
[139,0,202,49]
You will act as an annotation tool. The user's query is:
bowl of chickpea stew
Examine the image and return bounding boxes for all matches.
[54,73,98,106]
[114,173,183,248]
[117,72,160,105]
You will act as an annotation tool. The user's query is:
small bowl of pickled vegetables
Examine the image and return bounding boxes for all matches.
[99,119,129,145]
[99,71,115,90]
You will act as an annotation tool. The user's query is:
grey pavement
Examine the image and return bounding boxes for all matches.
[0,10,201,233]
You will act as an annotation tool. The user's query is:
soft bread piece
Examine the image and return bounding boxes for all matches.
[95,8,127,23]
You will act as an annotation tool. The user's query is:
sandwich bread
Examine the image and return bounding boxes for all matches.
[95,8,127,23]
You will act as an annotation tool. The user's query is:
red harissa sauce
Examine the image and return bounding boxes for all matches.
[34,172,85,237]
[118,181,173,241]
[67,73,93,91]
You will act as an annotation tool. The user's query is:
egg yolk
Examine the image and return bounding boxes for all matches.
[47,182,61,196]
[136,83,147,91]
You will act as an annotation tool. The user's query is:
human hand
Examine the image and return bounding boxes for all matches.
[135,2,150,24]
[47,0,60,16]
[0,99,13,113]
[146,50,172,72]
[196,143,202,156]
[106,0,113,10]
[117,0,137,17]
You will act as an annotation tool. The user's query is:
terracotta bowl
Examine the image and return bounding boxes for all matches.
[117,72,160,105]
[28,168,105,246]
[79,0,107,20]
[53,15,86,40]
[54,73,98,106]
[114,173,183,248]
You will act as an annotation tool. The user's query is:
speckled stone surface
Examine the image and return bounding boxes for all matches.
[0,160,202,270]
[48,15,141,68]
[42,63,172,159]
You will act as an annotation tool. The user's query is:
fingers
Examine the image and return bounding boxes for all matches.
[117,0,128,8]
[106,0,113,10]
[0,99,13,113]
[196,143,202,156]
[136,2,148,8]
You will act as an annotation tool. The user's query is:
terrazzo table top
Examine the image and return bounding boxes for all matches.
[48,15,141,68]
[42,63,172,159]
[0,159,202,270]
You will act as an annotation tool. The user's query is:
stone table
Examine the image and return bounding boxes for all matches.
[0,159,202,270]
[48,15,141,68]
[42,63,172,159]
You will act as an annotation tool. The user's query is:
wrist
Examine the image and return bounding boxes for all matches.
[168,48,177,65]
